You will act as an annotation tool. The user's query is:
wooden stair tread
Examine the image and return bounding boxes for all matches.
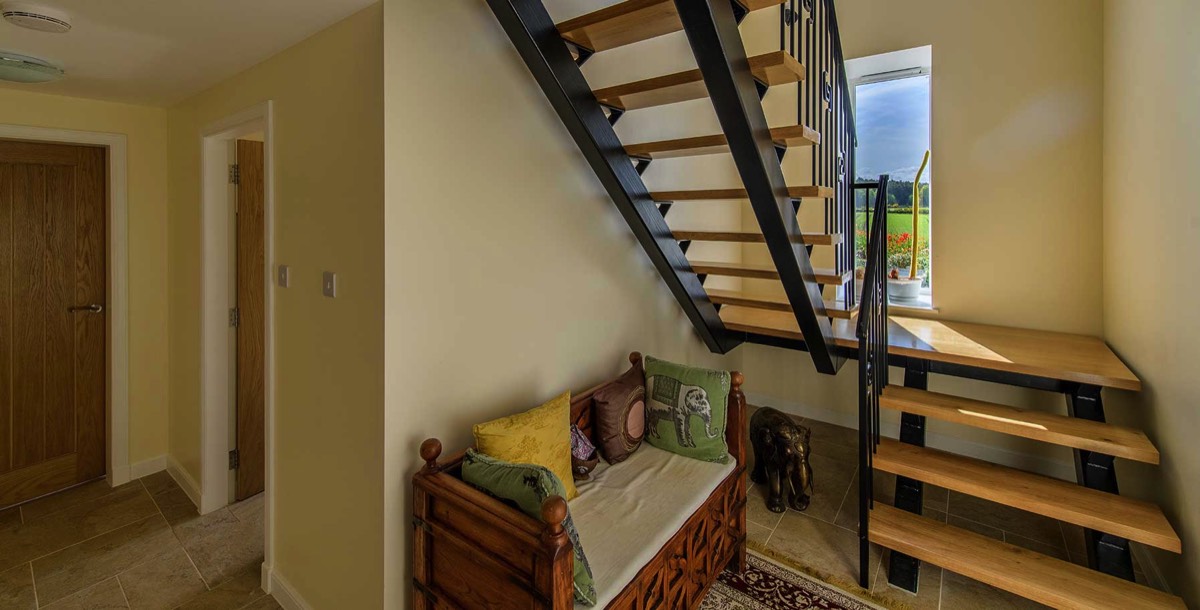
[674,230,841,246]
[651,185,834,201]
[595,51,803,111]
[726,311,1140,390]
[626,125,820,159]
[881,386,1160,464]
[874,438,1181,552]
[720,306,855,339]
[870,504,1185,610]
[875,317,1142,391]
[690,261,850,285]
[557,0,783,54]
[707,289,857,319]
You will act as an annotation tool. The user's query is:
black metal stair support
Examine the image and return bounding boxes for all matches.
[1067,383,1135,581]
[485,0,740,355]
[886,359,929,593]
[674,0,843,374]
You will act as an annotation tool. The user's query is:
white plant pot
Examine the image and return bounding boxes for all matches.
[887,277,923,302]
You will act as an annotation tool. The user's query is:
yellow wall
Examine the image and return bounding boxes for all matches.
[0,89,170,466]
[730,0,1106,478]
[166,4,385,607]
[381,1,739,606]
[1102,0,1200,601]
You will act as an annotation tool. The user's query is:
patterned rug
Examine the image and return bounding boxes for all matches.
[701,552,878,610]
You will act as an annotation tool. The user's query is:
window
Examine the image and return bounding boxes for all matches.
[847,47,933,308]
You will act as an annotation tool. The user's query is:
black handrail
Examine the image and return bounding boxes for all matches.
[855,176,889,588]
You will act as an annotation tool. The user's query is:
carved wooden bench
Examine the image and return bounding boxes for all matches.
[412,352,747,609]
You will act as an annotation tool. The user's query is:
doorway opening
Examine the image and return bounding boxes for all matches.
[200,102,275,590]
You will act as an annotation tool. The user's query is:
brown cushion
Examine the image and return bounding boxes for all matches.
[593,364,646,464]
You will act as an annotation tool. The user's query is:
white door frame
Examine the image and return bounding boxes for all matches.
[198,102,276,586]
[0,124,130,487]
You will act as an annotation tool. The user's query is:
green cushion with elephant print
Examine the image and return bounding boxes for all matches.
[461,450,597,606]
[642,355,730,463]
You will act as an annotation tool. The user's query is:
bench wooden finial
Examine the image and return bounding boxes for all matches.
[629,351,643,365]
[420,438,443,472]
[731,371,744,391]
[540,495,569,552]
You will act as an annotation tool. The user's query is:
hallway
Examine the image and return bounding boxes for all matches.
[0,472,277,609]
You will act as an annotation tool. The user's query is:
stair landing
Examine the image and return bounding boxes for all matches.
[720,306,1141,390]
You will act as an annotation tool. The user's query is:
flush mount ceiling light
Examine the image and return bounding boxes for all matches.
[1,2,71,33]
[0,51,64,83]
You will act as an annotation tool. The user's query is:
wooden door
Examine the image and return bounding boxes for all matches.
[0,140,106,508]
[235,140,265,500]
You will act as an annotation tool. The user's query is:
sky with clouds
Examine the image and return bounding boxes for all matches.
[855,75,931,182]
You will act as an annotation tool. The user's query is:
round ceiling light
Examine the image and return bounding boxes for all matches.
[0,51,64,83]
[1,2,71,33]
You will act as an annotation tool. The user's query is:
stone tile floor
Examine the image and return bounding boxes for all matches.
[745,406,1152,610]
[0,472,278,609]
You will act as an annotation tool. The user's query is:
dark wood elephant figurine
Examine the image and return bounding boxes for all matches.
[750,407,813,513]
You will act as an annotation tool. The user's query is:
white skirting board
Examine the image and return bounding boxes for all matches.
[166,456,203,509]
[746,392,1170,593]
[128,455,167,480]
[267,567,312,610]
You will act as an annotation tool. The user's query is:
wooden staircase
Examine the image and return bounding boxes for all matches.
[487,0,1184,606]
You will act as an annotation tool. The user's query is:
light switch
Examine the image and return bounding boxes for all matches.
[322,271,337,298]
[277,265,290,288]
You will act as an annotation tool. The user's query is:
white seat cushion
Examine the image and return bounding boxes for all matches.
[570,445,736,609]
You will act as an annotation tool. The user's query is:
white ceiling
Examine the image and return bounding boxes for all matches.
[0,0,375,106]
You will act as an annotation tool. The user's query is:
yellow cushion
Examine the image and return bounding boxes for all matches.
[473,391,578,501]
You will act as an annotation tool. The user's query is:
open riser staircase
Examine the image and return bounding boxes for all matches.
[486,0,1185,607]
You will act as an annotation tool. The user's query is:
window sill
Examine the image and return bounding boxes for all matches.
[887,291,937,315]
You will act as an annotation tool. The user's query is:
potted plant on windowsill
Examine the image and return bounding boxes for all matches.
[887,150,930,303]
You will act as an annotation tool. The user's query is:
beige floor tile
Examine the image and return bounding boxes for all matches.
[41,577,129,610]
[766,510,880,594]
[33,514,178,606]
[0,563,36,609]
[229,494,264,526]
[20,480,139,523]
[796,453,856,524]
[0,507,20,532]
[174,509,264,588]
[799,417,858,448]
[117,545,207,609]
[175,567,267,610]
[141,475,199,528]
[239,595,282,610]
[0,485,159,573]
[870,549,942,610]
[946,491,1064,547]
[137,472,177,497]
[940,569,1050,609]
[1004,531,1069,561]
[747,522,773,547]
[746,486,784,530]
[948,515,1004,540]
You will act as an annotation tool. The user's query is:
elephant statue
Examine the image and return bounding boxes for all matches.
[750,407,813,513]
[645,384,718,448]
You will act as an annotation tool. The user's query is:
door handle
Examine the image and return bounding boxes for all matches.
[68,304,104,314]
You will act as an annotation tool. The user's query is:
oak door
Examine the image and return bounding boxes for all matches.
[235,140,265,500]
[0,140,106,508]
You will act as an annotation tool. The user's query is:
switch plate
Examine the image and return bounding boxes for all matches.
[322,271,337,298]
[277,265,290,288]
